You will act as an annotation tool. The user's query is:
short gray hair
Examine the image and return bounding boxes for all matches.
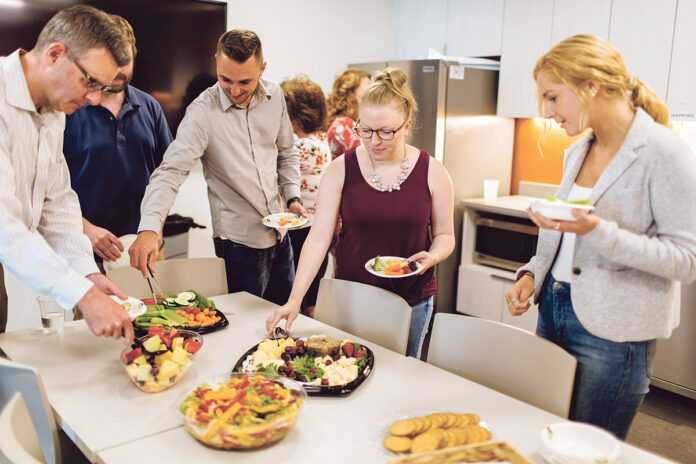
[35,5,131,66]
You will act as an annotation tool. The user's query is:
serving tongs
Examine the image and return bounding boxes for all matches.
[271,326,289,347]
[145,267,164,305]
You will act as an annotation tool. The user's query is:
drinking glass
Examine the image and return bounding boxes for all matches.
[37,296,65,333]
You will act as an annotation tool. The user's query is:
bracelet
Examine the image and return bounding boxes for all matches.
[286,197,303,208]
[517,270,534,281]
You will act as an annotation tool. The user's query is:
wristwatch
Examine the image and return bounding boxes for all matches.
[286,197,303,208]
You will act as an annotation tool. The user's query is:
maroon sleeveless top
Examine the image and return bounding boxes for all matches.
[335,148,436,304]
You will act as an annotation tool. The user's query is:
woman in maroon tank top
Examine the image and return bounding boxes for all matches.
[267,68,455,358]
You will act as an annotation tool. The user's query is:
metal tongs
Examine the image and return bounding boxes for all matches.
[271,326,289,346]
[145,267,164,304]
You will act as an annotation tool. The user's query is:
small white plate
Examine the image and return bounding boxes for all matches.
[109,295,146,320]
[529,198,594,221]
[540,422,621,464]
[364,256,423,279]
[261,213,308,230]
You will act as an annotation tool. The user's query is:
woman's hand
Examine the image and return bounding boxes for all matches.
[266,301,302,336]
[505,274,535,316]
[408,251,436,274]
[527,207,599,235]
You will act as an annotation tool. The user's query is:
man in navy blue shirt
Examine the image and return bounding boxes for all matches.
[64,15,172,266]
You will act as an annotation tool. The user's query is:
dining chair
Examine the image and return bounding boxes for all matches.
[105,257,228,299]
[426,313,577,418]
[0,358,59,464]
[314,278,412,355]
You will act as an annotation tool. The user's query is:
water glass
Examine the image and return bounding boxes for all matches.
[37,296,65,333]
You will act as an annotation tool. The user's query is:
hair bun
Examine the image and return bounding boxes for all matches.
[374,67,408,88]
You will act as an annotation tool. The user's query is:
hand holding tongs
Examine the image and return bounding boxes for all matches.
[145,267,164,304]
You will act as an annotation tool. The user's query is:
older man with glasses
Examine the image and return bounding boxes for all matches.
[0,5,135,343]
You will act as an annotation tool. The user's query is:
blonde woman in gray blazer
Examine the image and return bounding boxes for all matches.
[505,34,696,439]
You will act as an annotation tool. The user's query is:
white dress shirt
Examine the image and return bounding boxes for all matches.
[0,50,98,309]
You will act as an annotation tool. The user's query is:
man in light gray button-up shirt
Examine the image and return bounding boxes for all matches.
[130,29,306,305]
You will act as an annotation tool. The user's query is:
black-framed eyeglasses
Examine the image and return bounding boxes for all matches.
[66,50,111,92]
[354,119,407,141]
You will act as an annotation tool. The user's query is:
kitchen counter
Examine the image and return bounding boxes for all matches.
[460,195,536,218]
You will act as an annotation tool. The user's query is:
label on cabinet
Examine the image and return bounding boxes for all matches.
[449,64,465,80]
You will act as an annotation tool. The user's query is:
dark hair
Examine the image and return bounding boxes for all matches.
[216,29,263,63]
[35,5,131,66]
[281,75,327,134]
[110,14,137,59]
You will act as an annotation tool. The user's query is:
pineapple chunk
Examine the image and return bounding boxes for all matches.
[172,346,189,364]
[172,337,184,350]
[156,360,180,382]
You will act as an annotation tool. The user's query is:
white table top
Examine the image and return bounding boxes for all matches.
[0,292,671,463]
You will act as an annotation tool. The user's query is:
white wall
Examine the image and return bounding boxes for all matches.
[225,0,396,93]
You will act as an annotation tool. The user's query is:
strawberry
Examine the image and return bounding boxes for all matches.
[354,349,364,358]
[342,343,354,357]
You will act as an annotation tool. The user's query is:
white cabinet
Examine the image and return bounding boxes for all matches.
[550,0,611,44]
[667,0,696,120]
[497,0,553,118]
[446,0,504,57]
[394,0,448,58]
[608,0,677,101]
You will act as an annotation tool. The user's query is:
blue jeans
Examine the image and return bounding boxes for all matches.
[213,235,295,306]
[407,296,434,359]
[538,275,656,439]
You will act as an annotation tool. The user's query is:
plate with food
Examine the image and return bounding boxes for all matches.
[232,335,374,396]
[529,197,594,222]
[179,372,306,449]
[110,295,147,320]
[121,327,203,393]
[365,255,423,278]
[262,213,308,230]
[135,290,229,335]
[378,410,492,457]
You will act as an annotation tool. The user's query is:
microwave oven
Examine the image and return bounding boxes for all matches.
[473,213,538,272]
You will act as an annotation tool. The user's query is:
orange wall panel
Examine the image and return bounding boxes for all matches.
[510,118,581,194]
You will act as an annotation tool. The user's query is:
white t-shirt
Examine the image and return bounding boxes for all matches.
[550,183,594,283]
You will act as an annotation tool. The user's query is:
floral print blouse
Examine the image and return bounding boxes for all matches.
[327,116,362,160]
[295,132,331,226]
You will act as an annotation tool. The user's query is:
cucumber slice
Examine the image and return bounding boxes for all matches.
[177,291,196,301]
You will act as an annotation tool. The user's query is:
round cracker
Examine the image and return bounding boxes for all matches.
[441,428,458,448]
[450,427,469,445]
[384,435,412,453]
[455,414,470,427]
[389,419,416,436]
[465,412,480,425]
[442,412,458,428]
[425,413,445,430]
[411,430,441,454]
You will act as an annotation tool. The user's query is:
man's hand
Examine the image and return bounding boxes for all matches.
[287,200,308,217]
[86,272,127,299]
[129,230,160,278]
[83,220,123,261]
[77,286,134,344]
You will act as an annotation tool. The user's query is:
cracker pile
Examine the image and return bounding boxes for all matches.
[384,412,491,454]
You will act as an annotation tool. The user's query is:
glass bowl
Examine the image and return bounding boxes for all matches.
[120,329,203,393]
[179,372,306,449]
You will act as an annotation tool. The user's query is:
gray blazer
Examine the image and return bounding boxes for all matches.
[519,108,696,342]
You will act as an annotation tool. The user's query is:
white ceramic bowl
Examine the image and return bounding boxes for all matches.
[102,234,138,271]
[540,422,621,464]
[529,199,594,222]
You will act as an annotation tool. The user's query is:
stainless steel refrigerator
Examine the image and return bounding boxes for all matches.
[348,59,515,314]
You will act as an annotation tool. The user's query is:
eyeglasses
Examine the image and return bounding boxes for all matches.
[66,50,111,92]
[354,119,406,141]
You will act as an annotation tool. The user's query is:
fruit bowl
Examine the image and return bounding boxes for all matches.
[179,372,306,449]
[120,328,203,393]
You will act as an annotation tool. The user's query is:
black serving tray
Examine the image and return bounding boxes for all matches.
[133,308,229,337]
[232,338,374,396]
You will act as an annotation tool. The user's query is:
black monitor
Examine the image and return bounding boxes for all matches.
[0,0,226,134]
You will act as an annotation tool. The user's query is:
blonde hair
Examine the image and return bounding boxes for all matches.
[359,67,418,124]
[533,34,669,126]
[326,68,371,121]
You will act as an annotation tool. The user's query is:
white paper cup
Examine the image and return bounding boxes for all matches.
[102,234,138,272]
[483,179,499,200]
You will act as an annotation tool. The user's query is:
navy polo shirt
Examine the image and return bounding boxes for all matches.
[64,85,173,242]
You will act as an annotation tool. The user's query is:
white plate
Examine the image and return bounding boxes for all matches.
[540,422,621,464]
[529,198,594,221]
[261,213,308,230]
[109,295,146,320]
[364,256,423,279]
[102,234,138,272]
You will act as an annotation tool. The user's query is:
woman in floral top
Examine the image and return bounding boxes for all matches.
[326,68,371,159]
[280,75,331,317]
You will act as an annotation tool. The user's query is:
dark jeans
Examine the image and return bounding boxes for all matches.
[213,235,295,306]
[288,227,328,312]
[0,265,6,333]
[538,275,656,439]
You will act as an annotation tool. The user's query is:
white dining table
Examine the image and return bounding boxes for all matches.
[0,292,672,463]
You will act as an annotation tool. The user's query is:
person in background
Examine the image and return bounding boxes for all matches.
[63,14,172,270]
[267,68,455,359]
[129,29,307,305]
[0,5,134,342]
[280,75,331,318]
[326,68,371,160]
[505,34,696,439]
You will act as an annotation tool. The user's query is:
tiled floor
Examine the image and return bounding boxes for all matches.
[627,387,696,463]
